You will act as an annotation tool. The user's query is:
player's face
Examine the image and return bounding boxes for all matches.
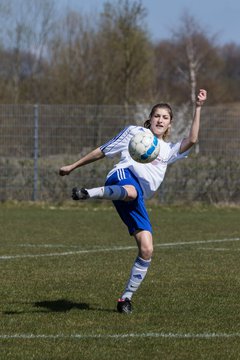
[149,108,171,138]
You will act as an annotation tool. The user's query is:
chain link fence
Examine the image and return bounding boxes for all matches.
[0,104,239,203]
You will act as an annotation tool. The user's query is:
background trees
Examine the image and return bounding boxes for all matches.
[95,0,154,105]
[153,12,226,107]
[0,0,55,103]
[0,0,239,106]
[219,43,240,102]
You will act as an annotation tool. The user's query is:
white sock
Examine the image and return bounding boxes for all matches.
[87,185,127,200]
[121,256,151,300]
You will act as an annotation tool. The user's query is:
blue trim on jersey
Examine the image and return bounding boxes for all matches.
[100,126,131,152]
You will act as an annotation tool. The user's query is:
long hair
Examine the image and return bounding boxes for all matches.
[144,103,173,140]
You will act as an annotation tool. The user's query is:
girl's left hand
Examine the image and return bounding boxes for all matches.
[196,89,207,106]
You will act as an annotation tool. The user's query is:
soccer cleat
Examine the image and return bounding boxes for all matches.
[117,298,132,314]
[72,187,90,200]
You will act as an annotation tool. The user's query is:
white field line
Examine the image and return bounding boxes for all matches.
[2,236,240,249]
[1,332,240,340]
[199,247,240,251]
[0,237,240,260]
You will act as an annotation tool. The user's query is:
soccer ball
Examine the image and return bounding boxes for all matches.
[128,131,160,163]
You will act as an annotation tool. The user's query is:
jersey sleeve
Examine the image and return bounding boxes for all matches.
[100,125,143,158]
[167,140,191,164]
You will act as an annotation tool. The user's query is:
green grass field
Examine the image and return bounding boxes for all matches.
[1,202,240,360]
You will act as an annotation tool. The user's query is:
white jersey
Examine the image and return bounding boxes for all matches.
[100,125,190,200]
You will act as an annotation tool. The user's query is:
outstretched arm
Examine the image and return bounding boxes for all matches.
[59,147,105,176]
[179,89,207,154]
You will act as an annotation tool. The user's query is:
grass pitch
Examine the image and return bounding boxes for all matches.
[0,202,240,359]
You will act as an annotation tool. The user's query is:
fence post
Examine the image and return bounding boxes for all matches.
[33,104,39,201]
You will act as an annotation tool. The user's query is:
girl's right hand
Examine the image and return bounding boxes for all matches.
[59,166,72,176]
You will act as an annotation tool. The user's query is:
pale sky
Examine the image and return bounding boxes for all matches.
[57,0,240,46]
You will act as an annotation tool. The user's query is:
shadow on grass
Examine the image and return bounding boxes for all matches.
[3,299,116,315]
[34,299,90,312]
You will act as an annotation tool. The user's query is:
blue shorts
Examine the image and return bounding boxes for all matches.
[105,168,152,235]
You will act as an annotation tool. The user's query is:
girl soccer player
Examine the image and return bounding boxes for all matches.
[59,89,207,314]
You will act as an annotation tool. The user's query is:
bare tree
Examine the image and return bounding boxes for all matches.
[172,12,218,108]
[0,0,55,103]
[96,0,154,107]
[47,10,95,103]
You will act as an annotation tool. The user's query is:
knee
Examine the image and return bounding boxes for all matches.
[123,185,138,201]
[140,244,153,260]
[134,230,153,260]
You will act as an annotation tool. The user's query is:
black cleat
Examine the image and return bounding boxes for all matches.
[72,187,89,200]
[117,298,132,314]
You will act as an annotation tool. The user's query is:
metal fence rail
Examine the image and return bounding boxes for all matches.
[0,104,239,203]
